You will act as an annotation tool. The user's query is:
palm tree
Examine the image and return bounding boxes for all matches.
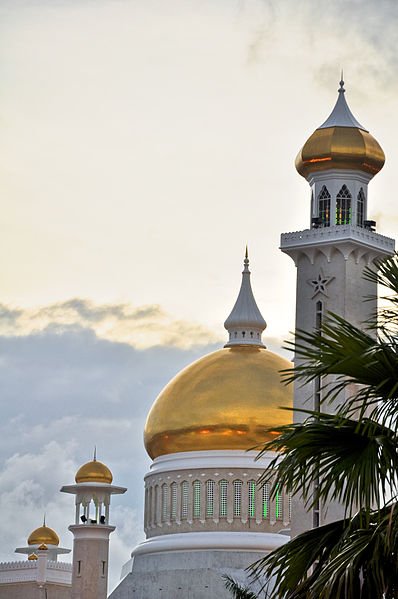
[225,253,398,598]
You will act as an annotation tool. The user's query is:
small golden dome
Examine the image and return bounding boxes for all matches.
[144,346,293,459]
[27,526,59,547]
[75,459,113,484]
[28,553,38,561]
[295,126,385,179]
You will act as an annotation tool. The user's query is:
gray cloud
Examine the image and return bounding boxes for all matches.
[0,298,220,349]
[242,0,398,93]
[0,321,220,588]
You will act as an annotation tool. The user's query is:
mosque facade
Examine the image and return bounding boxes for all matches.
[0,80,394,598]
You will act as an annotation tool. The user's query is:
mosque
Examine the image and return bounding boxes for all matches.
[0,80,394,598]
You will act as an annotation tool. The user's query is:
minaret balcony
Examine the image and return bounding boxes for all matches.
[281,224,394,255]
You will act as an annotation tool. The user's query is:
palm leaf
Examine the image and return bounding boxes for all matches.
[281,314,398,426]
[251,504,398,599]
[223,575,259,599]
[257,412,398,514]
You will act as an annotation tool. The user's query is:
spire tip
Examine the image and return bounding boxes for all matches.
[244,245,249,272]
[339,70,345,93]
[93,446,97,461]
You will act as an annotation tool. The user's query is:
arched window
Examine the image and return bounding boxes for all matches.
[316,300,323,331]
[144,487,148,527]
[248,481,256,518]
[170,482,177,521]
[262,483,270,519]
[275,484,283,521]
[193,481,201,518]
[336,184,352,225]
[233,480,243,517]
[181,481,189,519]
[318,186,331,227]
[219,480,228,517]
[161,484,169,522]
[206,480,215,517]
[148,487,153,526]
[357,188,365,227]
[154,486,159,525]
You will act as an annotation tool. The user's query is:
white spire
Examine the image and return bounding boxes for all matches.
[224,248,266,348]
[318,76,368,131]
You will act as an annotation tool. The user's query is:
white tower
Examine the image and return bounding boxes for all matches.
[61,455,126,599]
[281,79,395,536]
[110,254,293,599]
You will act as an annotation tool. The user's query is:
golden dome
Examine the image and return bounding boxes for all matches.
[296,80,385,179]
[27,526,59,547]
[28,553,38,561]
[75,459,113,484]
[144,345,292,459]
[295,126,385,179]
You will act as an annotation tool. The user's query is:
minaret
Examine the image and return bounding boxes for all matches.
[281,79,395,536]
[15,517,70,562]
[61,453,127,599]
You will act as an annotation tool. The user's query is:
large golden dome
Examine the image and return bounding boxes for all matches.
[75,459,113,484]
[27,525,59,547]
[296,80,385,179]
[144,345,292,459]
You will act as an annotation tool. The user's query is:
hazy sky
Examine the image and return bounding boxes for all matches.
[1,0,398,592]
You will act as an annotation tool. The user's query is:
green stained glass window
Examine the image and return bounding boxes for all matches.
[248,481,256,518]
[262,484,270,519]
[336,184,352,225]
[193,481,201,518]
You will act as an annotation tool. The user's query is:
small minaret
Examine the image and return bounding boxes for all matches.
[281,79,395,536]
[15,517,70,562]
[224,247,267,347]
[61,452,127,599]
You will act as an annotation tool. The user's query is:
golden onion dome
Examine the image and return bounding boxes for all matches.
[28,553,38,561]
[144,345,293,459]
[75,458,113,484]
[27,525,59,547]
[296,79,385,179]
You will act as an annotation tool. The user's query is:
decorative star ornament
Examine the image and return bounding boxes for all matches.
[307,269,334,298]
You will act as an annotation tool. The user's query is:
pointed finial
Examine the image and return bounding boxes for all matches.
[224,252,266,347]
[244,245,249,272]
[93,446,97,461]
[43,514,46,527]
[339,71,345,94]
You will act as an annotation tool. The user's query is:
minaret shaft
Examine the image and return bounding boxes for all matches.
[282,238,386,535]
[70,526,114,599]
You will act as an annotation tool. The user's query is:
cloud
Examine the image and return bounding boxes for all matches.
[0,298,220,349]
[0,317,221,588]
[241,0,398,94]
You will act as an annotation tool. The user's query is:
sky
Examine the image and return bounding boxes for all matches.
[0,0,398,592]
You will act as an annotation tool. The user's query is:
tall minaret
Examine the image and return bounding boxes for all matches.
[61,454,127,599]
[281,79,395,536]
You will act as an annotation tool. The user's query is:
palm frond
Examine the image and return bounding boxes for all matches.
[251,504,398,599]
[223,575,259,599]
[257,412,398,515]
[281,313,398,425]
